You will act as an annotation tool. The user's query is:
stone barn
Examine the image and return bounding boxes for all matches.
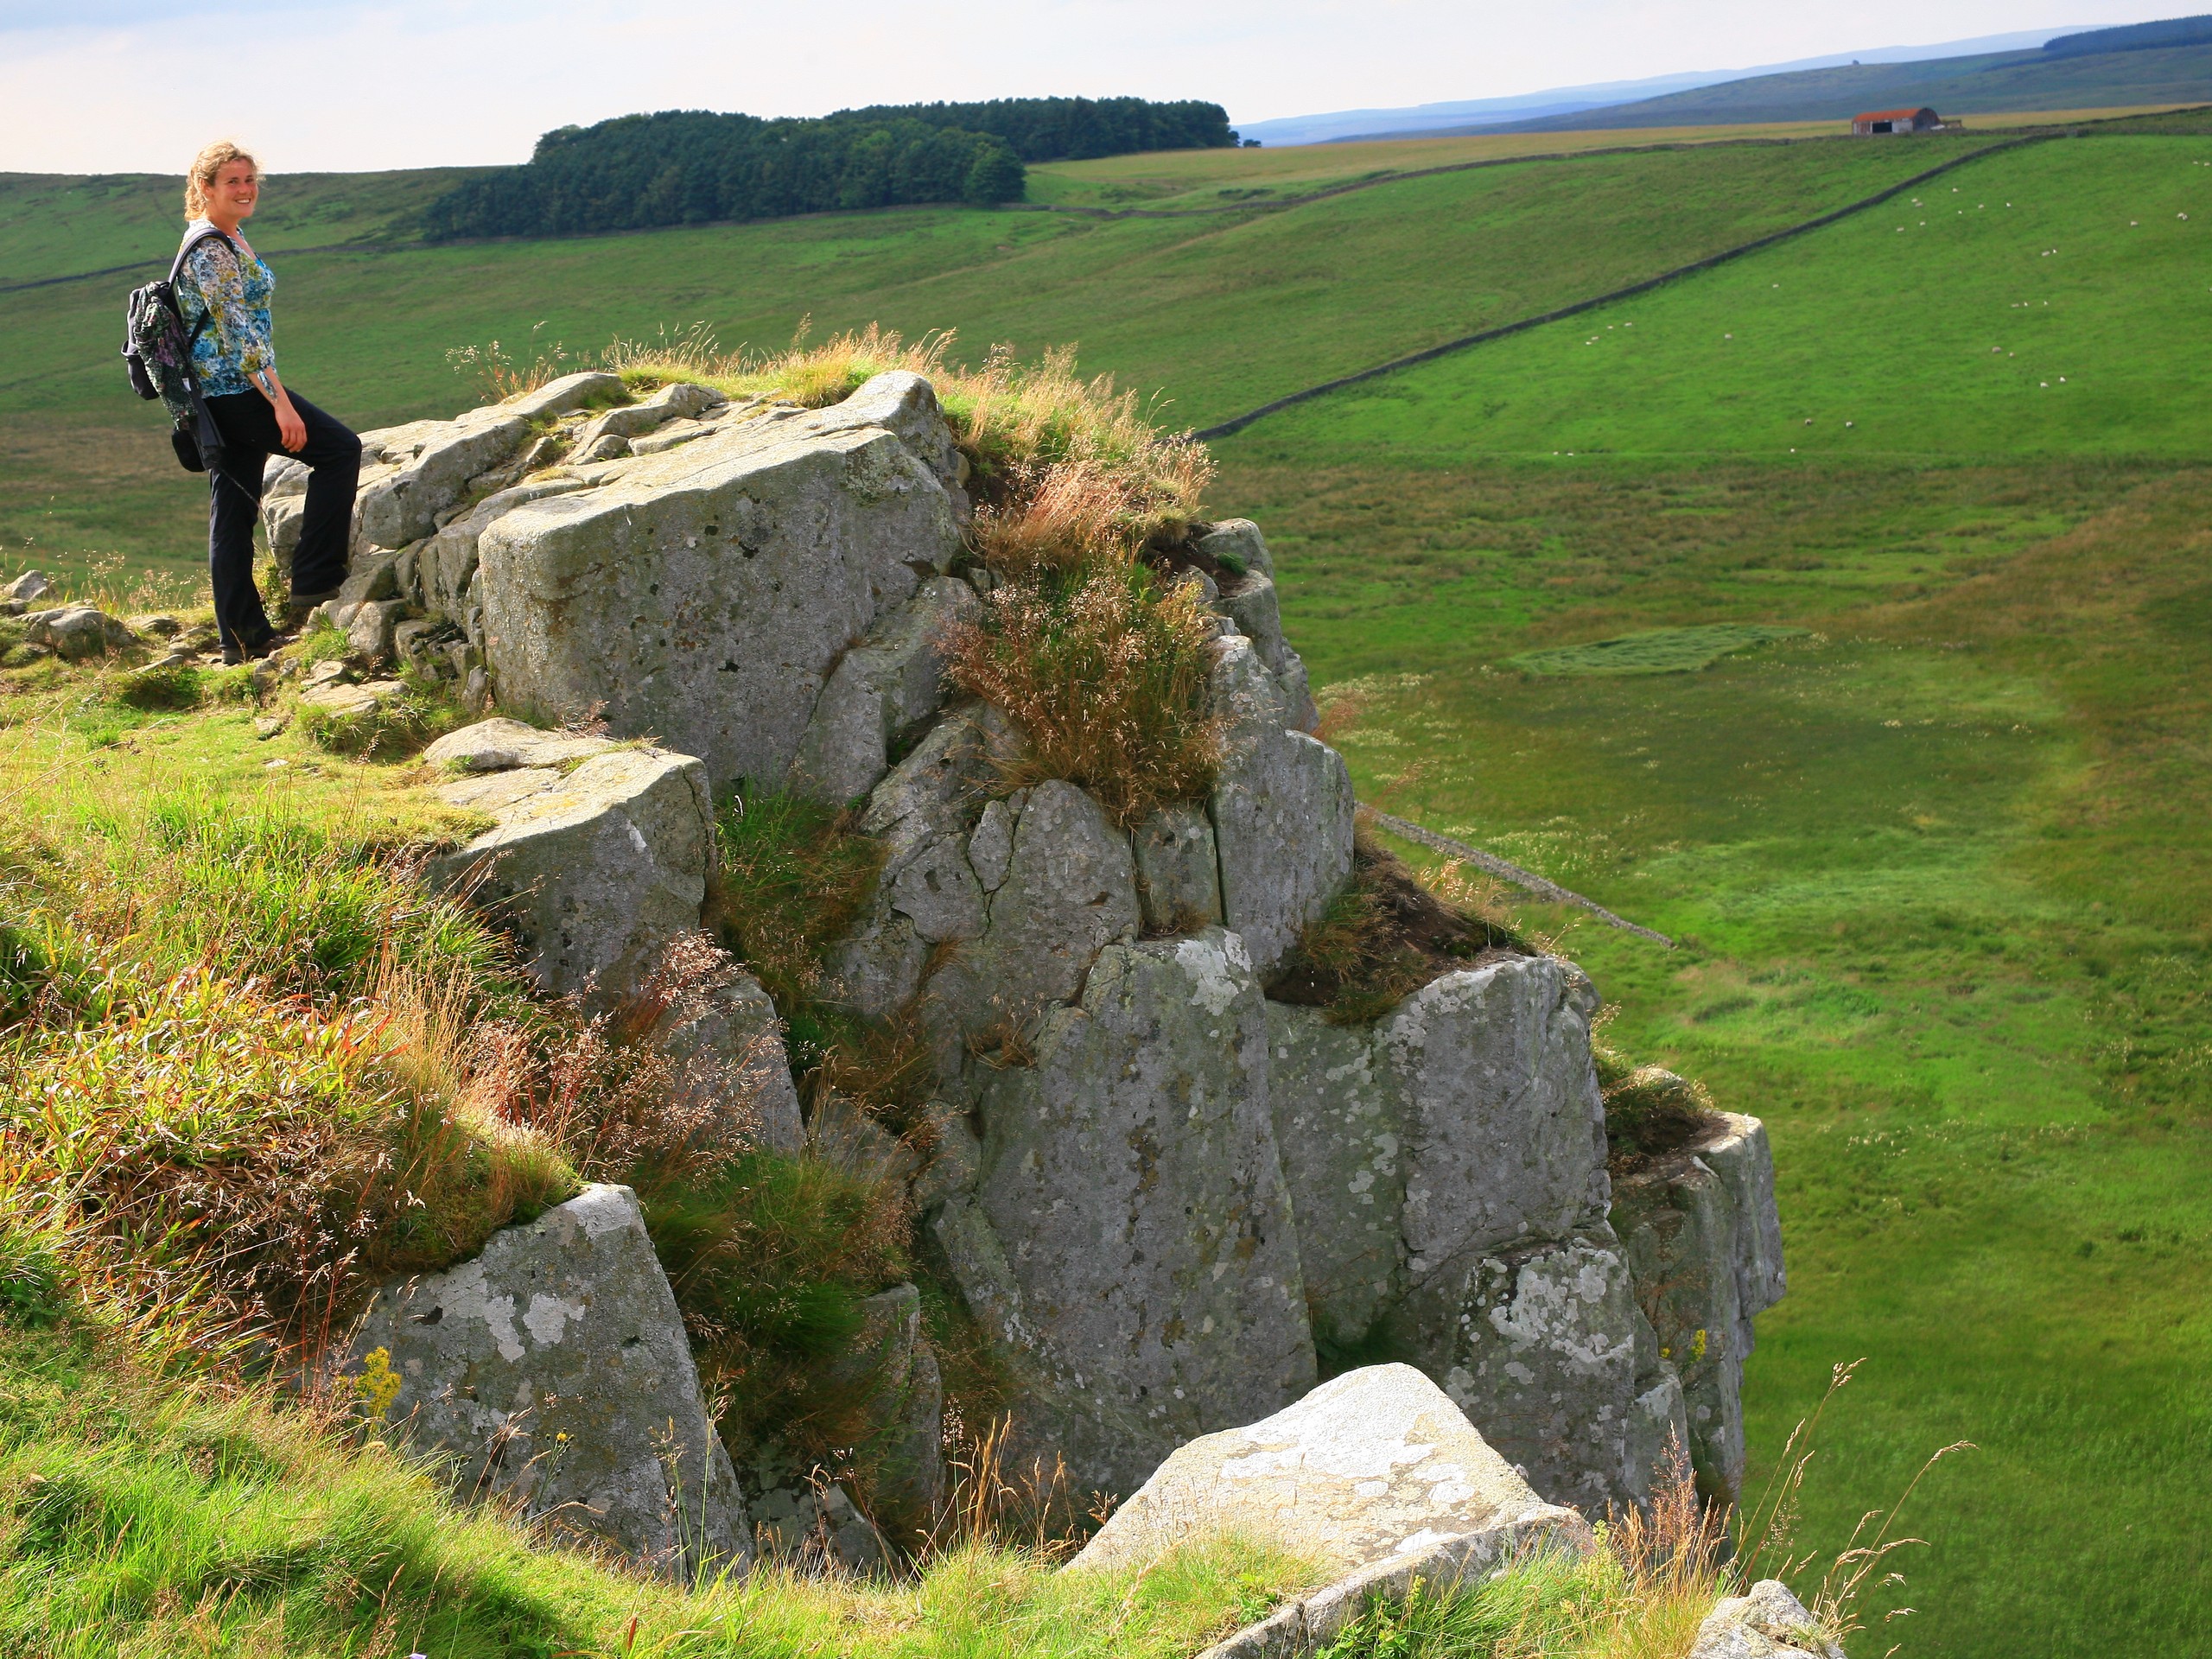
[1853,106,1945,135]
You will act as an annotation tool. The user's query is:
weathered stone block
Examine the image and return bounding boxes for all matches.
[1207,636,1354,975]
[1264,1001,1406,1349]
[1382,959,1611,1273]
[1131,804,1224,935]
[789,575,980,805]
[1611,1152,1747,1503]
[1427,1227,1643,1515]
[340,1184,748,1580]
[921,779,1141,1053]
[476,372,963,790]
[963,928,1314,1496]
[429,747,715,1002]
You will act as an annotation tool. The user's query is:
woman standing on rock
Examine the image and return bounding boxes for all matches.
[176,140,358,662]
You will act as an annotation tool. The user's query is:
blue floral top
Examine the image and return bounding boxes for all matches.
[175,219,276,397]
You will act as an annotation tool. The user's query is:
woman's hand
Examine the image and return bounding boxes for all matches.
[275,396,308,454]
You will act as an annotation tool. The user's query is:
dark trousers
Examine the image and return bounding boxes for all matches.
[206,390,360,648]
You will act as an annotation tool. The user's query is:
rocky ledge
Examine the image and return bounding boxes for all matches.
[317,367,1785,1567]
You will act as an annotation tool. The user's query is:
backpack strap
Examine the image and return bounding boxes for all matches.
[168,227,243,344]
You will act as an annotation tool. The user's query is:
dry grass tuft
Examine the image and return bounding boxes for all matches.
[944,558,1223,828]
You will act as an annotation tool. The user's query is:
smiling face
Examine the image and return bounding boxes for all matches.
[208,159,259,225]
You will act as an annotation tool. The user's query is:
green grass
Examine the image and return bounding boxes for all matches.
[1508,624,1807,677]
[1242,136,2212,461]
[1212,445,2212,1652]
[0,1319,1308,1658]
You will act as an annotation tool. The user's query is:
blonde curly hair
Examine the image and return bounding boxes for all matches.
[184,140,257,221]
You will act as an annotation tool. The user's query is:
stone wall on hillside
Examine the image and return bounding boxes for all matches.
[309,371,1785,1521]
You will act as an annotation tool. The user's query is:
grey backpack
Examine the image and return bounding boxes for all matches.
[121,227,236,473]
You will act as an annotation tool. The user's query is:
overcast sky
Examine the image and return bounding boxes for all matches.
[0,0,2182,174]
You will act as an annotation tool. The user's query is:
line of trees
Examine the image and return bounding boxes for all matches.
[421,97,1236,241]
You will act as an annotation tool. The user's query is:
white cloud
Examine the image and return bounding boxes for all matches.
[0,0,2177,173]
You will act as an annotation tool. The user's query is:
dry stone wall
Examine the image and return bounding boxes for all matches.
[344,371,1783,1529]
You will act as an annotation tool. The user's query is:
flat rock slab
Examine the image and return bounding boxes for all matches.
[1071,1363,1577,1584]
[340,1184,748,1580]
[424,715,613,772]
[429,745,715,1001]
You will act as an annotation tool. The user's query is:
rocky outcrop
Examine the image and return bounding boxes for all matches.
[1264,957,1655,1510]
[340,1184,748,1580]
[1691,1580,1846,1659]
[349,373,1786,1532]
[22,605,134,659]
[1076,1366,1590,1659]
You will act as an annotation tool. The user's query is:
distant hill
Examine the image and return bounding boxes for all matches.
[1488,37,2212,133]
[2043,12,2212,56]
[1236,29,2081,146]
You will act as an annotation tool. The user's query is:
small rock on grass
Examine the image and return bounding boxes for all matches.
[26,605,136,661]
[4,570,50,603]
[254,714,289,740]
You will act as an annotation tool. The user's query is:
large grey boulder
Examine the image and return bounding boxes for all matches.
[476,372,963,786]
[1071,1363,1575,1580]
[1692,1580,1846,1659]
[1206,634,1354,975]
[1384,960,1611,1274]
[948,928,1314,1496]
[428,730,715,1002]
[340,1184,748,1580]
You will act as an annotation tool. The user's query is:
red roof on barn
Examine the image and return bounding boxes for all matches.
[1856,108,1935,123]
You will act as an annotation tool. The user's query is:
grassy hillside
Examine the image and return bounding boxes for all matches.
[5,123,2211,1655]
[1240,135,2212,458]
[1505,43,2212,130]
[0,167,493,287]
[1,134,1991,581]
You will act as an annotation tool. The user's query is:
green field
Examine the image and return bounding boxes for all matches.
[5,121,2209,1654]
